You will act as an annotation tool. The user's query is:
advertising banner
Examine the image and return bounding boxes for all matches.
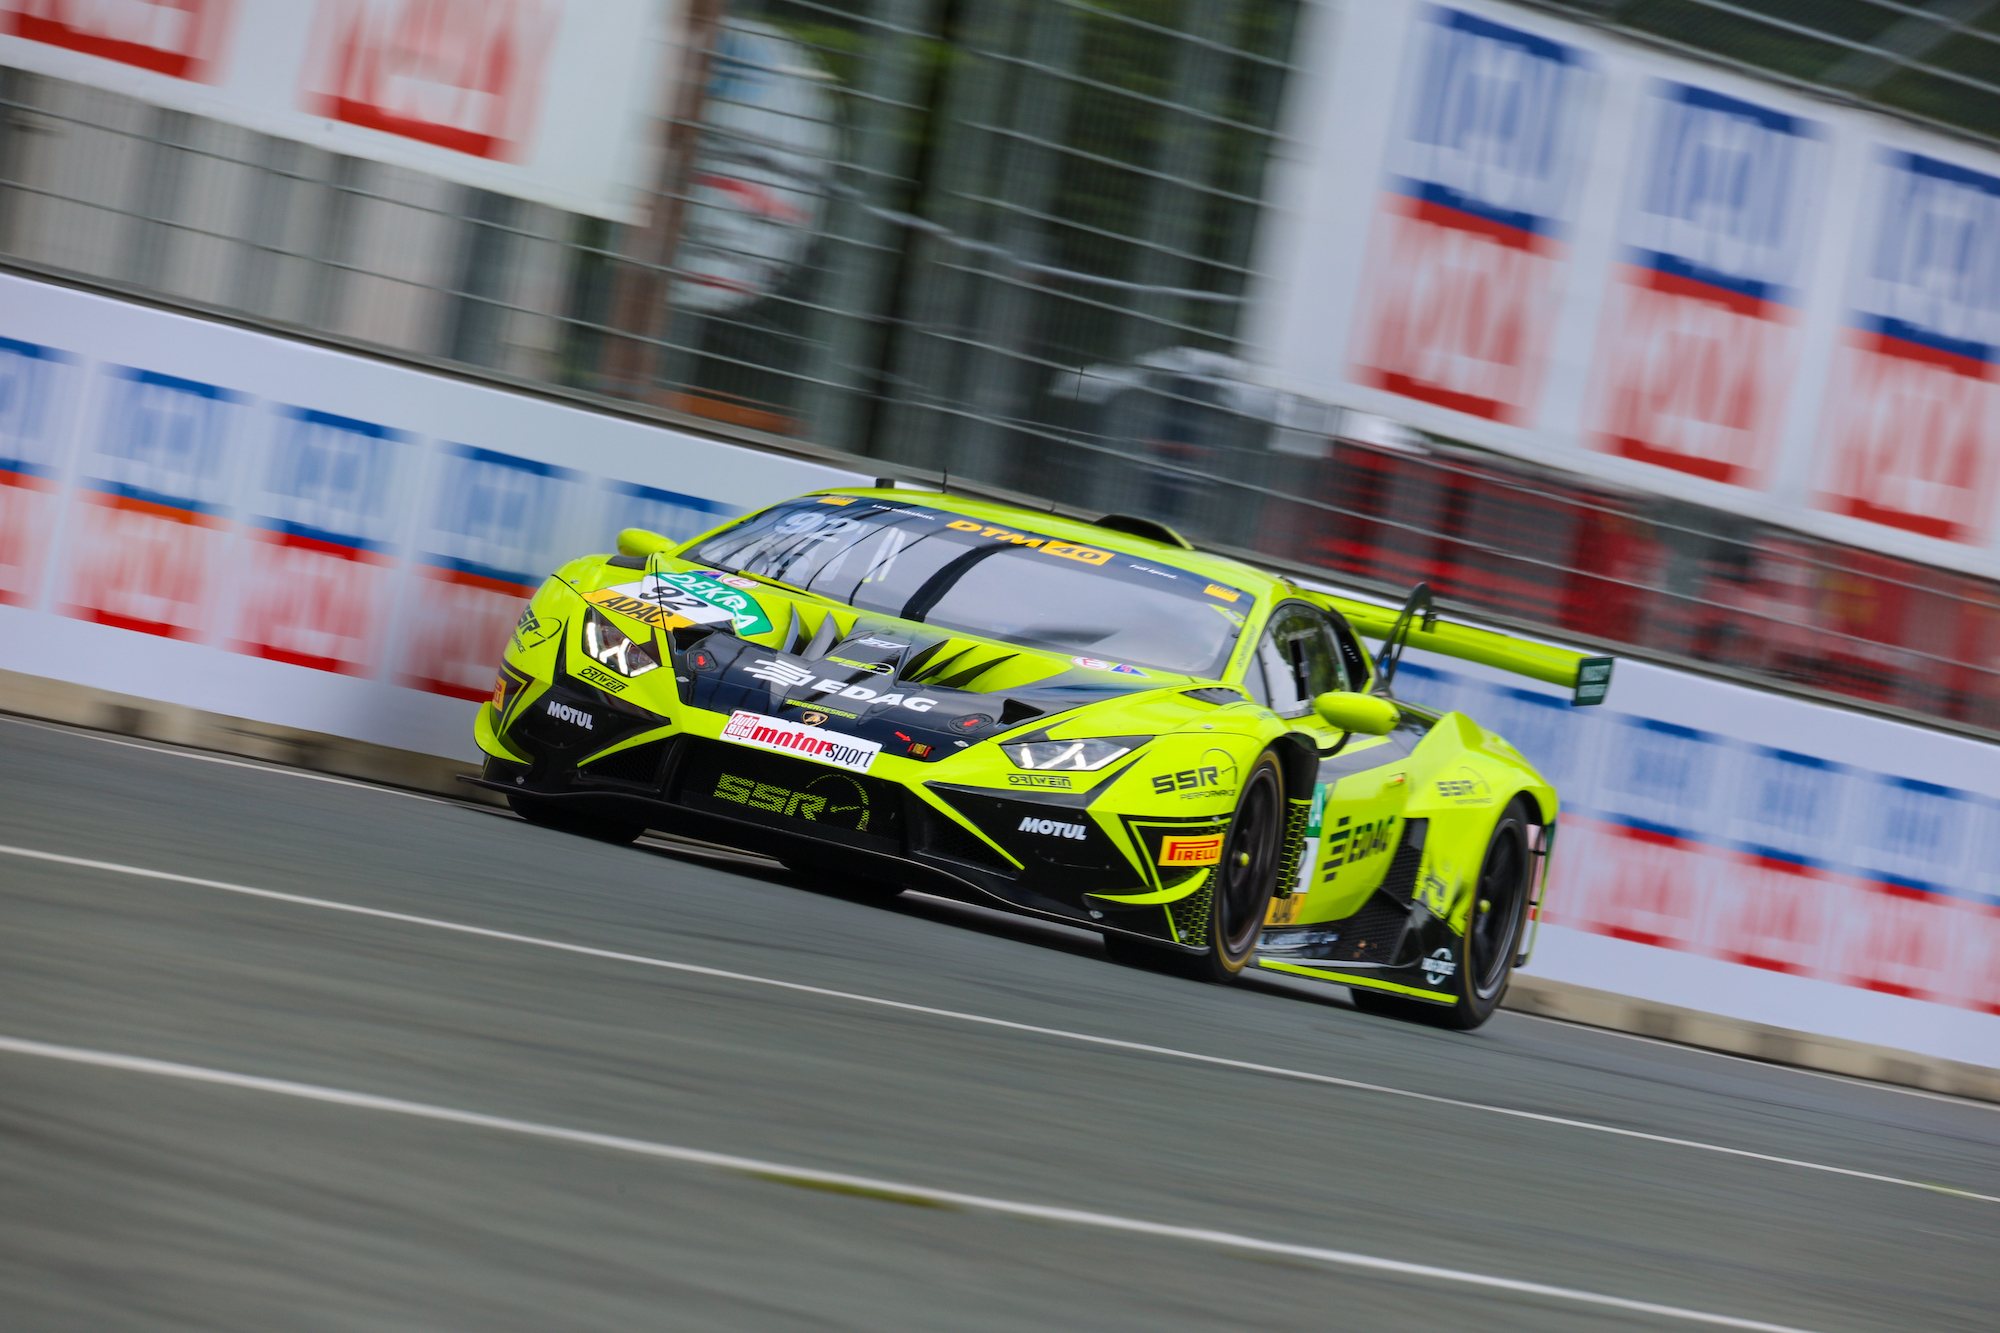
[0,272,867,759]
[0,0,669,220]
[1396,648,2000,1068]
[1252,0,2000,585]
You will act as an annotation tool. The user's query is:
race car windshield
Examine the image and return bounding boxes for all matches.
[685,497,1249,677]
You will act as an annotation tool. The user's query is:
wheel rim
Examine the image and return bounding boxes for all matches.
[1217,764,1281,958]
[1468,817,1527,998]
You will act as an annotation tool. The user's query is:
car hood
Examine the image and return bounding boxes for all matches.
[577,558,1222,761]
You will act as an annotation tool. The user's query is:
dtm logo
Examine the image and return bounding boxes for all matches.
[1422,947,1458,986]
[545,701,593,730]
[1019,817,1086,841]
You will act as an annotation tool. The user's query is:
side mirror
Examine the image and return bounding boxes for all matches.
[616,527,677,559]
[1312,691,1399,735]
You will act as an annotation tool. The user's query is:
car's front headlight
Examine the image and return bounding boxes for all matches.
[582,609,661,678]
[1001,737,1146,771]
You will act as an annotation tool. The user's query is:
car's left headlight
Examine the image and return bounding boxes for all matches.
[582,609,661,678]
[1001,737,1146,771]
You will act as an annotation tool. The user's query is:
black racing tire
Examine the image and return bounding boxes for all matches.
[1105,752,1286,983]
[508,792,650,846]
[1350,796,1535,1031]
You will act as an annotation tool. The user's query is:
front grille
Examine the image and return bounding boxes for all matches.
[1376,819,1428,906]
[674,739,905,852]
[579,738,672,787]
[1168,881,1214,945]
[1327,891,1413,964]
[910,804,1016,872]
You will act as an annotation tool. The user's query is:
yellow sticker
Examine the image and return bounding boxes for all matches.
[817,495,856,505]
[1160,834,1224,867]
[583,588,694,630]
[1042,541,1113,566]
[1204,583,1240,602]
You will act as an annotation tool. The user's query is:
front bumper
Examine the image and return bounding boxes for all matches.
[477,677,1210,949]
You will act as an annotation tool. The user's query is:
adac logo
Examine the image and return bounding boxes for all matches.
[1151,749,1240,798]
[1422,947,1457,986]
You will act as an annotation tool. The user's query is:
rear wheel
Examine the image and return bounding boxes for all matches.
[508,792,650,846]
[1350,797,1534,1030]
[1105,752,1285,982]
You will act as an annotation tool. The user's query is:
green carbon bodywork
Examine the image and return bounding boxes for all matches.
[472,487,1566,1003]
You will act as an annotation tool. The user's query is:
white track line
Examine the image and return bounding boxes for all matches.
[1507,1011,2000,1114]
[0,715,465,806]
[4,843,1991,1207]
[7,711,1984,1115]
[0,1033,1830,1333]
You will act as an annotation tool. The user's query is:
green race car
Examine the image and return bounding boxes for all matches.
[468,488,1604,1029]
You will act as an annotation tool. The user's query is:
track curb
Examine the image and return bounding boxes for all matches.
[3,669,1992,1103]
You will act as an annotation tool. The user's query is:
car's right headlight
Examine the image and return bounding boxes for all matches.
[1001,737,1146,771]
[582,609,661,678]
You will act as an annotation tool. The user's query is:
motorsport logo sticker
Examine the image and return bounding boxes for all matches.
[661,570,773,636]
[1019,817,1087,841]
[1073,656,1147,677]
[1160,834,1224,867]
[1422,947,1458,986]
[720,709,882,774]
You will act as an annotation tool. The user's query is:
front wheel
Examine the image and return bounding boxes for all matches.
[1107,752,1286,982]
[1350,796,1535,1031]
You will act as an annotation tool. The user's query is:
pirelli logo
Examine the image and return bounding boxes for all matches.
[1160,835,1224,867]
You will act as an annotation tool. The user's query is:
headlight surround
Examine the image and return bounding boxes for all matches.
[582,609,661,678]
[1001,736,1146,771]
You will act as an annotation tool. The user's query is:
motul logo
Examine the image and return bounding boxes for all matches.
[545,700,592,730]
[1018,817,1085,841]
[305,0,561,161]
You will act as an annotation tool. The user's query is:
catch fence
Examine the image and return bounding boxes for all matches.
[2,0,1998,736]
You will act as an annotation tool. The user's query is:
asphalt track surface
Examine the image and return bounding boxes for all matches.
[1,717,1995,1332]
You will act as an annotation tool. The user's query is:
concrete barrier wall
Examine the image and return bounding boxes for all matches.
[1395,651,2000,1070]
[0,273,869,761]
[4,271,1993,1081]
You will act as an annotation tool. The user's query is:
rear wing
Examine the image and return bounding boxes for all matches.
[1311,589,1613,706]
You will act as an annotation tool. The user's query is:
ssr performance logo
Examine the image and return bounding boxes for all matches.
[720,709,881,773]
[1151,750,1239,798]
[1019,817,1087,841]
